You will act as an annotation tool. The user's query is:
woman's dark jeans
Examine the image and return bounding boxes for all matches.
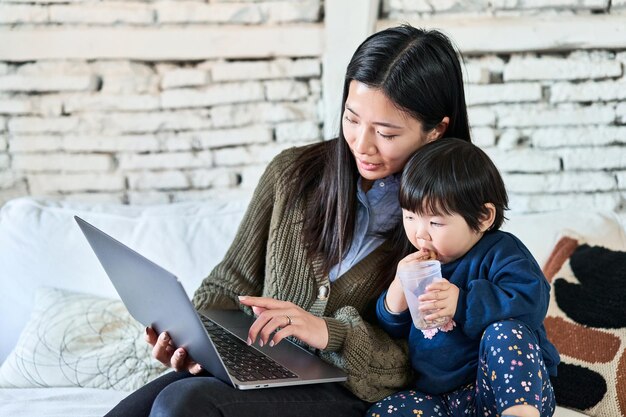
[105,370,369,417]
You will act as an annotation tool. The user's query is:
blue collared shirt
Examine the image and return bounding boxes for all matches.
[328,174,401,282]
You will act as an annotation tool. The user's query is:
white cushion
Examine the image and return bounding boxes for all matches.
[502,210,626,266]
[554,406,590,417]
[0,196,249,364]
[0,287,168,390]
[0,387,130,417]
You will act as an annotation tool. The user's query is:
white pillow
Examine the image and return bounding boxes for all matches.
[0,196,250,364]
[503,210,626,266]
[0,287,168,390]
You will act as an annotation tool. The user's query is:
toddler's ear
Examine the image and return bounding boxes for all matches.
[479,203,496,232]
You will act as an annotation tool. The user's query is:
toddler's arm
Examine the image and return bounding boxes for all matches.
[385,250,435,312]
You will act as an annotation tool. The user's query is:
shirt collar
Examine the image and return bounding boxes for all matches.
[356,174,400,206]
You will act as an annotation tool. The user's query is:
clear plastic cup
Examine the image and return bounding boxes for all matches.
[397,260,449,330]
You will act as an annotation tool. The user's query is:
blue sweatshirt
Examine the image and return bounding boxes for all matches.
[376,231,560,395]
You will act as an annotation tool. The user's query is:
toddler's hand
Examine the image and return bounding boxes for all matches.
[397,249,437,269]
[417,279,459,322]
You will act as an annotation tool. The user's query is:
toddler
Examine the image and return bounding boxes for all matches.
[368,138,560,417]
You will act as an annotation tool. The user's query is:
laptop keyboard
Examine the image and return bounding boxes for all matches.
[200,315,298,382]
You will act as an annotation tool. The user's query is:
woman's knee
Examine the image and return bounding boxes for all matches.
[150,377,221,417]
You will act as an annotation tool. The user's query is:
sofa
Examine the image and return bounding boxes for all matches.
[0,196,624,417]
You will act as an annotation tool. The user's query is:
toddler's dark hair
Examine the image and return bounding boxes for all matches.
[400,138,509,232]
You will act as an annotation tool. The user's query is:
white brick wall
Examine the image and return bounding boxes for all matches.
[486,148,561,173]
[12,153,113,172]
[189,168,238,188]
[386,0,488,17]
[211,59,321,82]
[0,171,17,188]
[0,4,47,24]
[162,125,273,151]
[161,82,265,109]
[155,2,262,24]
[49,3,154,25]
[616,102,626,123]
[496,105,615,128]
[468,107,496,127]
[64,94,160,113]
[66,135,161,153]
[0,75,100,93]
[492,0,608,11]
[160,69,209,90]
[465,82,542,105]
[9,117,81,134]
[387,0,613,17]
[470,127,497,148]
[0,55,322,205]
[275,121,320,142]
[0,154,10,169]
[264,80,310,101]
[0,96,63,116]
[155,0,320,24]
[531,126,626,148]
[509,192,622,213]
[9,136,63,153]
[239,164,266,189]
[504,172,617,193]
[0,1,624,214]
[550,81,626,103]
[503,56,622,81]
[558,146,626,170]
[88,111,214,134]
[127,171,189,191]
[411,9,624,214]
[210,101,318,128]
[118,151,213,170]
[28,173,125,193]
[617,170,626,189]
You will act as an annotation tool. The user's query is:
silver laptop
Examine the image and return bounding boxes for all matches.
[74,216,347,390]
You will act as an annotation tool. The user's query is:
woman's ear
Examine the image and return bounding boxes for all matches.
[479,203,497,232]
[426,116,450,142]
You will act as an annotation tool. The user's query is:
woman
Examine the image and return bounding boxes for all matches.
[105,24,471,417]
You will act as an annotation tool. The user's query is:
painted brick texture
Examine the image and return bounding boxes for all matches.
[0,0,624,215]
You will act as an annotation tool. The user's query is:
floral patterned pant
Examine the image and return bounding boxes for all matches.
[367,320,556,417]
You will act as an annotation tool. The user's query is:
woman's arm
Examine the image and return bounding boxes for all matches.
[320,305,413,402]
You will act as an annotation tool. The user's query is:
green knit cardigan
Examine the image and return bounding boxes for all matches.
[192,144,412,402]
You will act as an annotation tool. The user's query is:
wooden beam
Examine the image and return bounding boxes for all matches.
[378,14,626,54]
[323,0,380,139]
[0,25,323,61]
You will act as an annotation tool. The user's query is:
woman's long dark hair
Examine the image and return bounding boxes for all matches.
[287,25,471,290]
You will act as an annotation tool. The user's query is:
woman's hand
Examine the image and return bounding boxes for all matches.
[417,279,459,322]
[144,327,204,374]
[238,296,329,350]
